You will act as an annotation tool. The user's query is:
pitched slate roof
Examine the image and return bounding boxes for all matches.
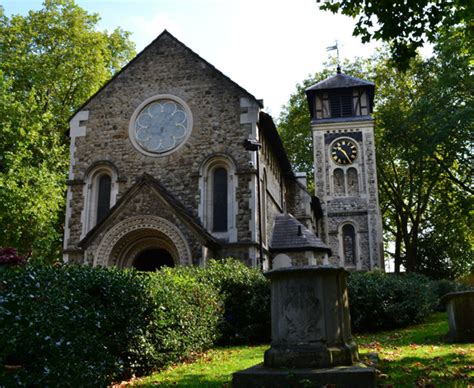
[306,72,375,92]
[79,173,220,250]
[270,214,331,254]
[258,111,294,177]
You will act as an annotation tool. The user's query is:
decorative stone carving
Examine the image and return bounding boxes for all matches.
[282,284,322,342]
[93,215,191,267]
[264,266,358,369]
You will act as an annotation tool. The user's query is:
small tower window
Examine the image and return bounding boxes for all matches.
[333,168,345,195]
[347,168,359,196]
[342,224,356,266]
[212,167,228,232]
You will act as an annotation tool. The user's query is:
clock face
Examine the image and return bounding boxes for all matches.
[331,139,358,165]
[133,99,190,154]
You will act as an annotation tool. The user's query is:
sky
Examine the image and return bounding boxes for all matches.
[2,0,382,118]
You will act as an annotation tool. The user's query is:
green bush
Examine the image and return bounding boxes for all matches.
[143,268,222,367]
[184,259,271,345]
[348,271,437,332]
[0,264,154,387]
[431,278,471,311]
[0,264,222,386]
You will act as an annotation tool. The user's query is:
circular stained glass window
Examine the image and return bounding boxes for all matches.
[130,95,192,156]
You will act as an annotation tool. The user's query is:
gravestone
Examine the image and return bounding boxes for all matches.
[233,266,376,387]
[442,290,474,343]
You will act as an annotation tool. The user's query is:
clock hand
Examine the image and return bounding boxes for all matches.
[337,146,352,163]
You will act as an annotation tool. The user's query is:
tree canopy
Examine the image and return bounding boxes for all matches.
[317,0,473,69]
[0,0,136,260]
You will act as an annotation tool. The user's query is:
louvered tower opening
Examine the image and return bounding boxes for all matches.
[329,90,353,118]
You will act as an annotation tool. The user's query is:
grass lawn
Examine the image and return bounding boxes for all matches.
[127,312,473,387]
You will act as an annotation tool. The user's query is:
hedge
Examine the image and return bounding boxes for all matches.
[183,259,271,345]
[1,258,464,385]
[0,264,221,387]
[143,268,221,367]
[347,271,437,332]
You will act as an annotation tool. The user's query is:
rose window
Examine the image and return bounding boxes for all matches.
[132,98,191,155]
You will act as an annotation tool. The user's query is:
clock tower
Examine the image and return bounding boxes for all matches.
[305,68,384,270]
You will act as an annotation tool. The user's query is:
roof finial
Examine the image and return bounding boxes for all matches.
[326,40,341,73]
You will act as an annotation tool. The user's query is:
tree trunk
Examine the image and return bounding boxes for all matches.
[394,220,402,273]
[404,241,418,272]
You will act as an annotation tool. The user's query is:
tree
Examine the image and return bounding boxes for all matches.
[0,0,136,260]
[317,0,473,69]
[375,27,473,276]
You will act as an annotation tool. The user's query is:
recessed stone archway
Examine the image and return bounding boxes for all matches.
[94,215,191,267]
[133,248,175,271]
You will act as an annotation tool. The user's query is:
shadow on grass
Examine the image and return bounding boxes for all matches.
[137,373,231,387]
[378,352,474,387]
[356,312,449,347]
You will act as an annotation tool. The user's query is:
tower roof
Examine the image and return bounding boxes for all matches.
[305,70,375,122]
[306,72,374,92]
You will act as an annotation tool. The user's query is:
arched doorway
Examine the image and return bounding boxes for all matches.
[133,248,175,271]
[93,216,192,268]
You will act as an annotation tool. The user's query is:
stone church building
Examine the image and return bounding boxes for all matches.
[63,31,383,271]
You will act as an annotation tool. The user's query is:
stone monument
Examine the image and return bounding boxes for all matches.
[233,266,376,387]
[441,290,474,343]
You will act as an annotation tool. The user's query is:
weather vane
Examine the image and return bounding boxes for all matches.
[326,41,341,73]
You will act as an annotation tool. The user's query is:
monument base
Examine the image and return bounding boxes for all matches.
[232,363,376,388]
[264,341,359,368]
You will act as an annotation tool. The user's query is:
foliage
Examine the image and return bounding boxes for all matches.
[0,264,154,386]
[143,268,222,369]
[431,278,471,311]
[0,0,136,260]
[182,259,271,345]
[318,0,473,70]
[348,271,436,332]
[374,28,473,276]
[0,264,222,386]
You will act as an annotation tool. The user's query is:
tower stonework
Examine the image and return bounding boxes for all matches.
[306,69,384,270]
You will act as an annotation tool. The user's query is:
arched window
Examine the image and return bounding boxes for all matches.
[199,155,237,242]
[347,167,359,196]
[333,168,345,195]
[212,167,228,232]
[82,164,118,237]
[96,174,112,224]
[342,224,356,266]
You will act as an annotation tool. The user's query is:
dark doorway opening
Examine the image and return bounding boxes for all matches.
[133,248,175,272]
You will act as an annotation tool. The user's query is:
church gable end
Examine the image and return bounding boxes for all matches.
[64,31,266,267]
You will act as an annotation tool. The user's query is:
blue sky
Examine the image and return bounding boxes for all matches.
[3,0,381,117]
